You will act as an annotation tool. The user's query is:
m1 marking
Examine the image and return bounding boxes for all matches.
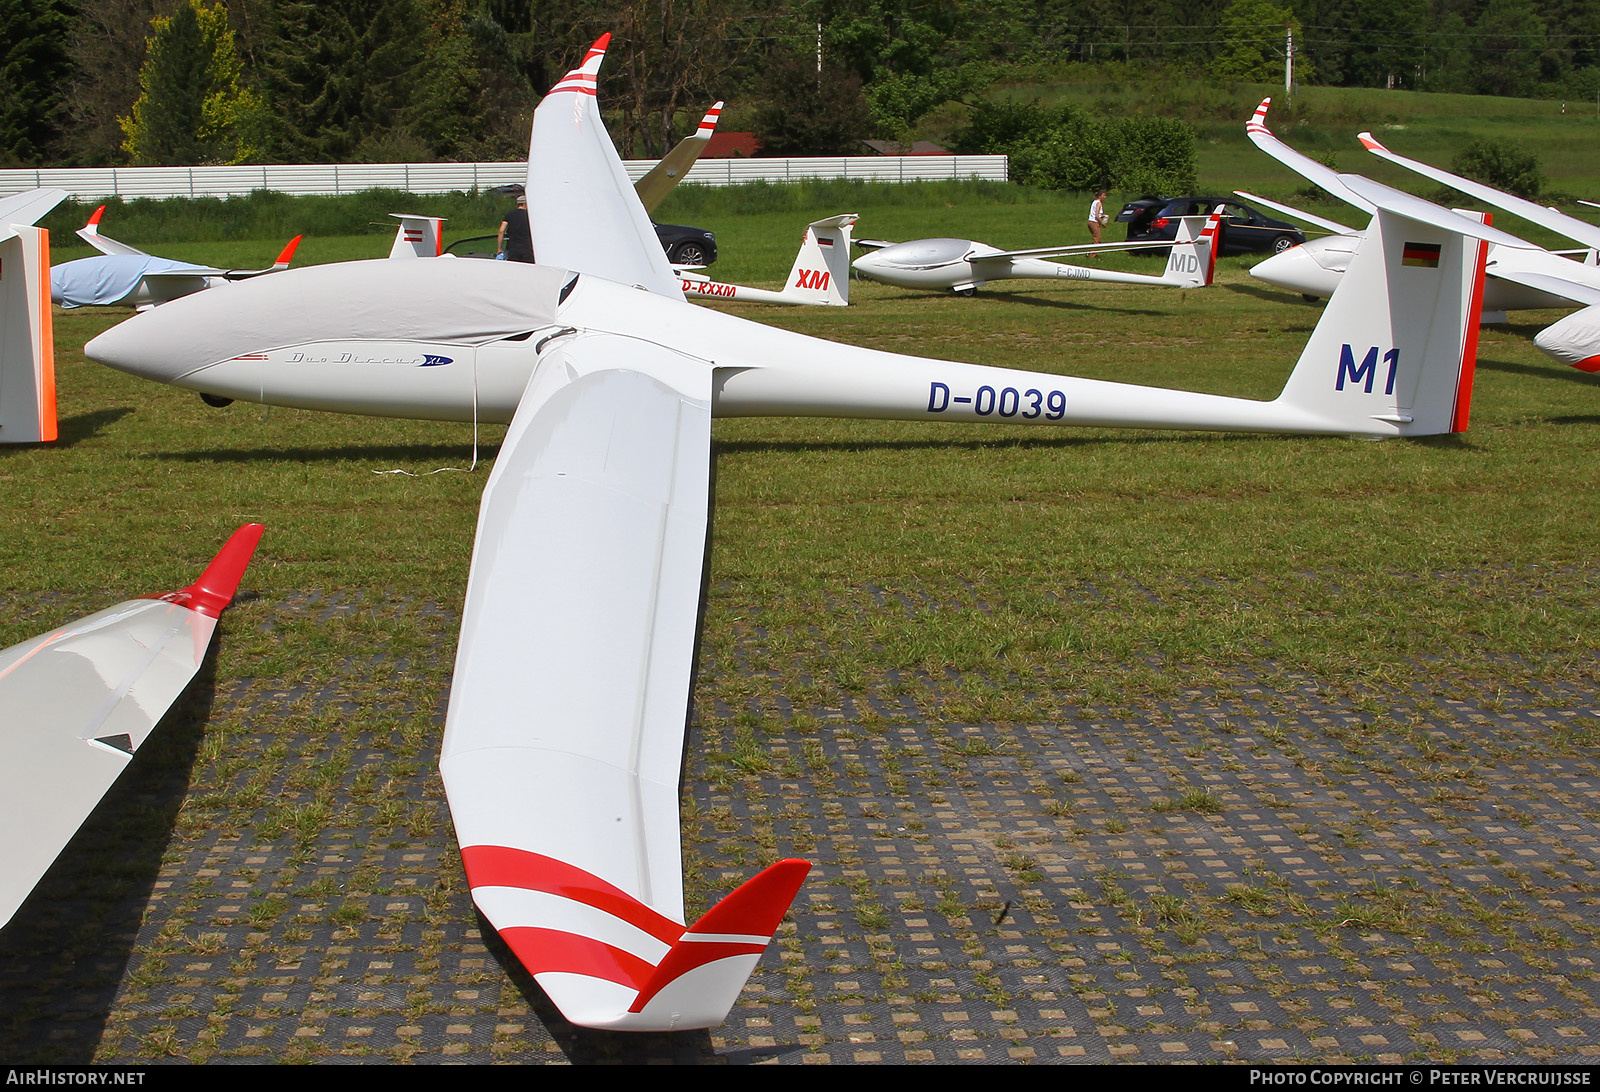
[1336,344,1398,395]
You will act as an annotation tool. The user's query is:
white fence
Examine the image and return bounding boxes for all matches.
[0,155,1007,201]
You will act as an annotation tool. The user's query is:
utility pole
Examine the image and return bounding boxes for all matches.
[1285,26,1294,101]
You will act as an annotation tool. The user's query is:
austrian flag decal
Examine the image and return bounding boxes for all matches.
[1401,241,1442,268]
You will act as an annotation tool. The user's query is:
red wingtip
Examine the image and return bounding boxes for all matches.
[177,523,264,619]
[590,32,611,54]
[690,858,811,938]
[275,235,303,266]
[1357,132,1384,152]
[85,205,105,229]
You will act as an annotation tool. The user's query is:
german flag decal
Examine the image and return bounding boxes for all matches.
[1402,242,1442,268]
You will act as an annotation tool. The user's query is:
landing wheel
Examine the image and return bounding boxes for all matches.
[200,393,234,408]
[1300,294,1320,303]
[955,287,977,297]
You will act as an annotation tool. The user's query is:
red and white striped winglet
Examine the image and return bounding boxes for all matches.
[83,205,105,234]
[548,33,611,96]
[696,101,725,136]
[461,845,809,1006]
[1247,97,1272,136]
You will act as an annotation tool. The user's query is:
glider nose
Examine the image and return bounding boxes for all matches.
[86,307,214,383]
[1250,241,1343,297]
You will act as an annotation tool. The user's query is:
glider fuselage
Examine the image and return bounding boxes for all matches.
[87,259,1355,436]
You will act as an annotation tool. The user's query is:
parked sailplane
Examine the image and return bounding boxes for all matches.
[850,211,1222,295]
[0,524,262,928]
[1244,99,1600,350]
[52,205,303,310]
[0,187,68,444]
[82,37,1525,1031]
[679,214,857,305]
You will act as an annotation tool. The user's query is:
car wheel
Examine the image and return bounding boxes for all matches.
[671,242,708,265]
[1272,234,1299,254]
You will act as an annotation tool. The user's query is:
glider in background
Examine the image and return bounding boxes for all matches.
[679,214,856,305]
[51,205,301,310]
[0,524,263,929]
[0,187,67,443]
[86,38,1521,1031]
[850,212,1221,295]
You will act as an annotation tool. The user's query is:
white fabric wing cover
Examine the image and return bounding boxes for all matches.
[440,335,716,1028]
[525,36,684,300]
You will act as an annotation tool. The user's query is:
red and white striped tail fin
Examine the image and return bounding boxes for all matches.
[1161,212,1221,288]
[388,215,445,259]
[0,223,56,443]
[461,845,809,1030]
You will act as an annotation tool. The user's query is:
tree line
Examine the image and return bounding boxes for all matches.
[3,0,1596,169]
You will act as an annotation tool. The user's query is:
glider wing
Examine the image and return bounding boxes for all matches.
[635,101,723,215]
[439,333,806,1030]
[0,523,263,927]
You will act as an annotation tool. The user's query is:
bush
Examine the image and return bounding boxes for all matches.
[1451,139,1544,199]
[957,101,1196,193]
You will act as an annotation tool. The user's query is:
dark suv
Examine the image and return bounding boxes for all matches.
[1116,196,1304,256]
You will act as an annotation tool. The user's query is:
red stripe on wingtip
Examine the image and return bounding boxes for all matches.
[588,32,611,55]
[460,845,684,945]
[148,523,264,619]
[499,926,655,991]
[1358,133,1383,151]
[275,235,302,266]
[627,940,766,1012]
[86,205,104,228]
[1573,355,1600,373]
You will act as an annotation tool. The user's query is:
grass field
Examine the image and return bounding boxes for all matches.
[3,191,1600,1062]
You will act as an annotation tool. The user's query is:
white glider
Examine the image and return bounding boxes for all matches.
[679,214,856,305]
[86,36,1517,1030]
[1245,99,1598,321]
[0,187,66,443]
[850,211,1221,296]
[0,523,263,928]
[52,205,302,310]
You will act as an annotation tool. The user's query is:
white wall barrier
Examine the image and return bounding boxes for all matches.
[0,155,1008,201]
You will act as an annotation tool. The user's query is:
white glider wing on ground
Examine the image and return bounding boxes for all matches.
[54,207,302,309]
[851,212,1221,295]
[85,36,1525,1031]
[0,187,68,443]
[0,523,263,928]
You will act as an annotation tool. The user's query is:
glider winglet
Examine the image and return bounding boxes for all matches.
[549,33,609,95]
[1248,98,1377,214]
[274,235,303,269]
[83,206,104,234]
[628,858,810,1014]
[150,522,264,618]
[697,101,724,136]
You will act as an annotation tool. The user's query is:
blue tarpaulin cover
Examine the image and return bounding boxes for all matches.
[51,255,208,308]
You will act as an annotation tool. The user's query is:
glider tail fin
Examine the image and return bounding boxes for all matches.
[778,214,858,305]
[1274,188,1493,437]
[0,224,56,443]
[388,215,445,259]
[1162,212,1222,287]
[624,858,811,1027]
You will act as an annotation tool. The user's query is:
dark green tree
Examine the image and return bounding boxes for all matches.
[752,51,876,156]
[0,0,71,164]
[257,0,428,161]
[1473,0,1548,95]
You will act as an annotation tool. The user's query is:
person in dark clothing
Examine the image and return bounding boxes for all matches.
[498,195,534,262]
